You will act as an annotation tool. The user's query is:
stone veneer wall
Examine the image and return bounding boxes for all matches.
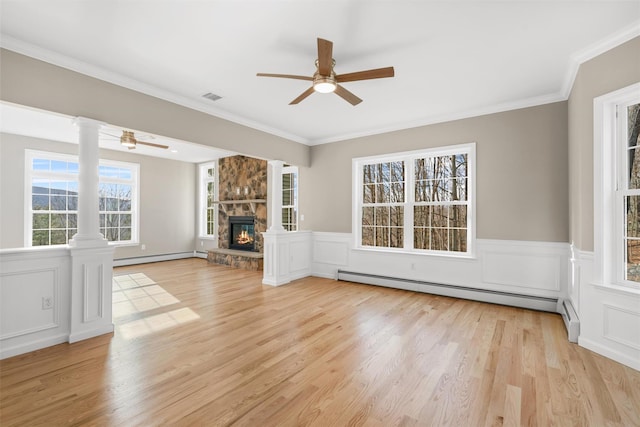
[207,251,264,271]
[217,155,268,253]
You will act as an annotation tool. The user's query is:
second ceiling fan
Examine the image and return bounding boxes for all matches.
[257,38,394,106]
[103,130,169,150]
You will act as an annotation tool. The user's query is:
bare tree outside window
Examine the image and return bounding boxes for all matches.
[414,154,468,252]
[361,161,404,248]
[99,182,132,242]
[356,144,473,255]
[626,103,640,282]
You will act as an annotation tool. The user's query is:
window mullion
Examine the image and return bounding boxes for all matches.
[404,157,413,250]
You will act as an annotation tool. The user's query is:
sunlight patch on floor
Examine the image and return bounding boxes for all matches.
[117,307,201,340]
[112,273,180,318]
[113,273,200,340]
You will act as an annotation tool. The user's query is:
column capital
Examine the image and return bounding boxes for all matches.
[73,117,106,129]
[268,159,286,168]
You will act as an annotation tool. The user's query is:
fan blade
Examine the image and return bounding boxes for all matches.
[257,73,313,81]
[317,38,333,75]
[336,67,395,83]
[334,85,362,106]
[289,87,315,105]
[136,140,169,149]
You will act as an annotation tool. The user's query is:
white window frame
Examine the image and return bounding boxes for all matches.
[25,149,140,247]
[282,165,298,231]
[98,158,140,245]
[594,82,640,290]
[198,161,218,242]
[352,143,476,258]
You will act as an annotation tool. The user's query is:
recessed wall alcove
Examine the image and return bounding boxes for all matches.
[207,155,267,271]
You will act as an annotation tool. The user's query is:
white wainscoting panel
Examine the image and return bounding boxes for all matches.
[69,245,115,343]
[576,250,640,371]
[603,304,640,351]
[83,263,104,323]
[481,240,564,292]
[311,234,568,300]
[0,247,71,359]
[262,231,312,286]
[1,268,58,339]
[290,237,312,279]
[311,232,351,279]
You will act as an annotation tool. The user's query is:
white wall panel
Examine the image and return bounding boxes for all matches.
[603,304,640,351]
[575,251,640,371]
[311,233,568,300]
[1,268,58,338]
[0,247,71,359]
[482,252,561,291]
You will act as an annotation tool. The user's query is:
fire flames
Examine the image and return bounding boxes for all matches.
[236,229,254,245]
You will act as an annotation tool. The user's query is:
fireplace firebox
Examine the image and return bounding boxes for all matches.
[229,216,256,251]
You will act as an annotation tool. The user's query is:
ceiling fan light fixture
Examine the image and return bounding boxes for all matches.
[120,130,136,148]
[313,74,337,93]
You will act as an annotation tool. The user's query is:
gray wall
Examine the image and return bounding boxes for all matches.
[0,133,196,260]
[0,49,310,167]
[568,36,640,252]
[301,102,569,242]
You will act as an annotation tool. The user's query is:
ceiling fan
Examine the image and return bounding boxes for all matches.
[257,38,395,106]
[103,130,169,150]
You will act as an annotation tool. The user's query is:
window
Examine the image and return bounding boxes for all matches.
[594,82,640,288]
[353,143,475,256]
[618,100,640,284]
[282,166,298,231]
[199,161,217,239]
[26,150,139,246]
[99,164,137,242]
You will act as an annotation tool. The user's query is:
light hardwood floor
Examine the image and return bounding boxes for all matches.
[1,258,639,426]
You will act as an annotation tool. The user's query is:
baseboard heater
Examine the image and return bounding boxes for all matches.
[337,270,580,342]
[113,251,197,267]
[337,269,561,312]
[557,298,580,343]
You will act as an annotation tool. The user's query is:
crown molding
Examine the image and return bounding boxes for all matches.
[309,92,566,146]
[560,20,640,99]
[0,36,310,146]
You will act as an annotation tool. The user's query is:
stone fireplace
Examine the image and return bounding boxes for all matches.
[229,216,256,251]
[207,155,267,271]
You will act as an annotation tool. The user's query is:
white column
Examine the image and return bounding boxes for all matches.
[68,117,114,343]
[69,117,107,247]
[267,160,285,232]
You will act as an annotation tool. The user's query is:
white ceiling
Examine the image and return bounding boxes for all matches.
[1,1,639,147]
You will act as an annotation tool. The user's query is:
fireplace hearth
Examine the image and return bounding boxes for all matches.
[229,216,256,251]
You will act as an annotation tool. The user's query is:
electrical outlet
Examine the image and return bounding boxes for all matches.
[42,297,53,310]
[200,241,204,247]
[141,244,146,251]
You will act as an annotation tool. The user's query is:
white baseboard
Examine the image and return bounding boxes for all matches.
[68,323,114,344]
[194,251,208,259]
[0,333,68,360]
[579,337,640,372]
[113,251,197,266]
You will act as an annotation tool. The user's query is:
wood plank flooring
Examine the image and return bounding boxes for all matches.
[1,258,639,426]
